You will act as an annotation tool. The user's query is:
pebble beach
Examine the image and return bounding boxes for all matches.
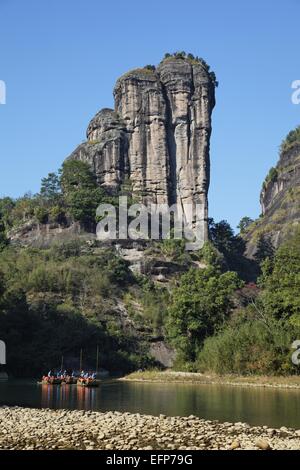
[1,406,300,450]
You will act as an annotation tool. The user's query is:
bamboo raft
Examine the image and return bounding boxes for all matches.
[39,345,101,387]
[38,377,78,385]
[39,377,63,385]
[77,378,99,388]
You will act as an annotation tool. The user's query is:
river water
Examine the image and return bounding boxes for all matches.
[0,379,300,429]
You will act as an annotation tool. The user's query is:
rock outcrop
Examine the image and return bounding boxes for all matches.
[245,136,300,255]
[260,143,300,218]
[67,55,216,239]
[70,108,128,192]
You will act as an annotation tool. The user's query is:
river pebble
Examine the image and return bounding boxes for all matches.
[0,406,300,450]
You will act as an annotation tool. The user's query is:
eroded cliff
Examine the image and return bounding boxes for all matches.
[245,130,300,255]
[67,54,216,239]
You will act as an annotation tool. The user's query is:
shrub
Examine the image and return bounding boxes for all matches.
[49,205,66,224]
[34,207,49,224]
[144,65,155,71]
[262,167,278,191]
[280,126,300,153]
[197,319,298,375]
[166,266,243,361]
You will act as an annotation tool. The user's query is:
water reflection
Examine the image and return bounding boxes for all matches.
[41,384,98,410]
[76,386,98,410]
[1,379,300,429]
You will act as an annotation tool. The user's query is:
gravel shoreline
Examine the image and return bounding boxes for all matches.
[1,406,300,450]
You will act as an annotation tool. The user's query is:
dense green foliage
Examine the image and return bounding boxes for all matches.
[196,319,295,375]
[209,219,246,258]
[60,160,107,228]
[254,234,274,264]
[207,218,257,280]
[0,243,155,377]
[196,230,300,375]
[0,155,299,378]
[259,230,300,321]
[0,217,299,377]
[0,161,110,234]
[166,267,242,362]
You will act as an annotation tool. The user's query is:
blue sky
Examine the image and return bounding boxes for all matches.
[0,0,299,230]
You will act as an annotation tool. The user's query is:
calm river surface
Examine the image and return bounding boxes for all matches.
[0,379,300,429]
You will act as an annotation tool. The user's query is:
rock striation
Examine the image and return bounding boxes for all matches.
[67,55,216,239]
[69,108,128,192]
[260,143,300,219]
[245,137,300,255]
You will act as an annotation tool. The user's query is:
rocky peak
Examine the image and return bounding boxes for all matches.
[86,108,125,141]
[67,54,216,239]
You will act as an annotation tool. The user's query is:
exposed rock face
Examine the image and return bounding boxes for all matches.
[260,143,300,217]
[67,56,216,240]
[149,340,176,368]
[245,141,300,255]
[114,69,170,205]
[69,108,128,192]
[157,59,214,214]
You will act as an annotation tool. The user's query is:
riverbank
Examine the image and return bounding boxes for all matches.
[0,406,300,450]
[121,370,300,390]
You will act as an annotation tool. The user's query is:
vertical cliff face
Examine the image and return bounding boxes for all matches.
[67,55,216,237]
[260,143,300,217]
[244,135,300,255]
[157,58,215,220]
[114,69,170,205]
